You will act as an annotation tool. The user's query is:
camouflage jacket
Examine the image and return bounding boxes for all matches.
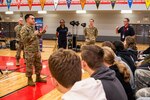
[84,27,98,43]
[20,24,46,53]
[14,24,23,41]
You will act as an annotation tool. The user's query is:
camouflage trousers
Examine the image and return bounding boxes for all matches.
[25,51,42,77]
[135,69,150,98]
[136,88,150,98]
[15,42,25,60]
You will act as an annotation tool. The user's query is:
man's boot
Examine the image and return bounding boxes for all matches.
[16,60,20,66]
[28,77,35,86]
[36,74,47,83]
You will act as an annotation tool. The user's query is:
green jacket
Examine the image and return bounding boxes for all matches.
[14,24,23,41]
[20,24,46,53]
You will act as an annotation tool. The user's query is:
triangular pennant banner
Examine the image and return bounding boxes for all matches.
[80,0,86,9]
[0,0,4,4]
[40,0,46,10]
[128,0,133,8]
[16,0,22,10]
[66,0,72,9]
[95,0,100,9]
[110,0,116,9]
[28,0,33,10]
[145,0,150,9]
[6,0,12,10]
[53,0,59,10]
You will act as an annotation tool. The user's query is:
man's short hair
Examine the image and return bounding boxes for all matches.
[90,19,94,22]
[81,45,104,70]
[24,14,34,21]
[60,19,65,23]
[48,49,82,88]
[125,18,130,22]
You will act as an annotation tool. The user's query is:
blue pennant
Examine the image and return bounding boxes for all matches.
[111,0,116,9]
[66,0,72,9]
[128,0,133,8]
[6,0,12,10]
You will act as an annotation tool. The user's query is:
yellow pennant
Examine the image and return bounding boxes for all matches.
[40,0,46,10]
[80,0,86,9]
[145,0,150,9]
[28,0,33,10]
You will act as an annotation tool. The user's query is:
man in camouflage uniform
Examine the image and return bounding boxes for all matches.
[14,18,24,66]
[135,69,150,98]
[84,19,98,45]
[21,14,47,86]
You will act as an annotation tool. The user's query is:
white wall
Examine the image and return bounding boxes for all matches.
[0,11,150,36]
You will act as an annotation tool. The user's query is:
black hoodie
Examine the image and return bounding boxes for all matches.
[91,66,128,100]
[116,50,136,74]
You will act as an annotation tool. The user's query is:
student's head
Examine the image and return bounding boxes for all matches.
[102,41,116,52]
[89,19,94,26]
[124,36,137,50]
[60,19,65,26]
[102,47,130,82]
[24,14,35,25]
[18,18,23,25]
[124,18,130,26]
[48,49,82,93]
[102,46,115,66]
[81,45,104,74]
[113,41,125,52]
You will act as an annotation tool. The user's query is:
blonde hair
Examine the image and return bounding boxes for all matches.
[125,36,137,50]
[102,47,130,82]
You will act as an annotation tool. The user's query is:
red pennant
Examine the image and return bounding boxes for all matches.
[16,0,22,10]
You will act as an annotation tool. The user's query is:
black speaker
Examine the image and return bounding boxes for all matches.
[67,33,73,49]
[10,40,16,50]
[73,34,77,48]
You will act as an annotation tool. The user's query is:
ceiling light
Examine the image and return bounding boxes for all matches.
[5,11,14,14]
[38,11,47,14]
[121,10,132,14]
[76,10,86,14]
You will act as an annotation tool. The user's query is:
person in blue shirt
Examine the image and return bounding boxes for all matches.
[56,19,68,49]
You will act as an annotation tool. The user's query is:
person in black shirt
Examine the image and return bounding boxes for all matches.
[116,18,135,42]
[56,19,68,49]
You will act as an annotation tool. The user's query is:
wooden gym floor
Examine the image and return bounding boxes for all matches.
[0,40,149,100]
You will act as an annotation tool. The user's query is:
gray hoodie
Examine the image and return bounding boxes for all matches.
[91,66,128,100]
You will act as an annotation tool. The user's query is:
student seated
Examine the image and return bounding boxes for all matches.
[81,45,128,100]
[135,69,150,99]
[113,41,136,74]
[124,36,138,62]
[102,41,135,90]
[102,47,135,100]
[48,49,106,100]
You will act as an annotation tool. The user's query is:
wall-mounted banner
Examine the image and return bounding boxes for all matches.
[0,0,4,4]
[128,0,133,8]
[145,0,150,9]
[66,0,72,9]
[6,0,12,10]
[16,0,22,10]
[80,0,86,9]
[95,0,101,9]
[40,0,46,10]
[110,0,116,9]
[53,0,59,10]
[35,18,43,51]
[28,0,33,10]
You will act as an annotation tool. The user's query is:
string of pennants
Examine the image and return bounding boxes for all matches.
[0,0,150,10]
